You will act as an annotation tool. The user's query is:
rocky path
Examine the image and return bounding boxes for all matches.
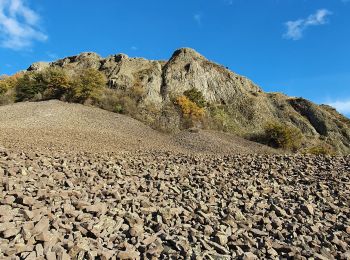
[0,149,349,259]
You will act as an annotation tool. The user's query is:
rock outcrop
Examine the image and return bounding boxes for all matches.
[27,48,350,154]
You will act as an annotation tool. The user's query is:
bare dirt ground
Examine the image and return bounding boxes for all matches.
[0,101,349,259]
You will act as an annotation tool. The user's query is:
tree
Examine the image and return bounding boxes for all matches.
[71,68,107,103]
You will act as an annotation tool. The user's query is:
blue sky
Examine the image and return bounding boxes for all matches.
[0,0,349,116]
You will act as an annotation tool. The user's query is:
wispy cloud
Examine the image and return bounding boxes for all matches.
[193,13,202,26]
[328,99,350,115]
[130,46,138,51]
[0,0,47,50]
[283,9,332,40]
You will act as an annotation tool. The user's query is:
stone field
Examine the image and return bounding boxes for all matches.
[0,149,349,259]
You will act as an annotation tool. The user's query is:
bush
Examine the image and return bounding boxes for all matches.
[0,88,16,105]
[0,75,10,95]
[37,67,71,100]
[98,88,139,116]
[183,88,206,108]
[175,95,205,128]
[114,104,124,113]
[15,68,71,101]
[306,144,335,156]
[128,84,146,102]
[260,121,303,151]
[0,73,22,95]
[15,72,40,101]
[70,68,107,103]
[208,106,239,133]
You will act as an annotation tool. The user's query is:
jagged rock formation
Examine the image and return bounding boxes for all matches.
[27,48,350,154]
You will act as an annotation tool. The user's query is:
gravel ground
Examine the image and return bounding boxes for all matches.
[0,100,274,155]
[0,101,349,259]
[0,150,349,259]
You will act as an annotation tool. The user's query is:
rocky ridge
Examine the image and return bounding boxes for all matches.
[27,48,350,154]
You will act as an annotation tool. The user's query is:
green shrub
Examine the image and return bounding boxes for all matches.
[261,121,303,151]
[15,68,71,101]
[37,67,71,100]
[70,68,107,103]
[306,144,335,156]
[183,88,206,108]
[208,106,239,133]
[98,88,138,116]
[15,72,41,101]
[114,104,124,113]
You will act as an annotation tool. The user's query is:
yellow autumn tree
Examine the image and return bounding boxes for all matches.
[175,95,205,127]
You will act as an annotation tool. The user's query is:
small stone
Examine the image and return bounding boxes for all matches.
[204,225,214,236]
[46,251,57,260]
[32,217,50,235]
[3,228,20,238]
[142,235,158,246]
[84,203,107,215]
[243,252,258,260]
[21,168,28,176]
[214,234,228,246]
[251,228,269,236]
[346,226,350,234]
[25,252,37,260]
[35,244,44,257]
[129,224,144,238]
[301,204,314,215]
[117,249,140,259]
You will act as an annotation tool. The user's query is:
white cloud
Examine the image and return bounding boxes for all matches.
[328,100,350,115]
[130,46,138,51]
[194,13,202,25]
[283,9,332,40]
[0,0,47,50]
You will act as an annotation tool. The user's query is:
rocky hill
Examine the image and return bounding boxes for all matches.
[0,49,349,259]
[26,48,350,154]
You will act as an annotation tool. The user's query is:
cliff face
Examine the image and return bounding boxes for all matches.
[28,48,350,154]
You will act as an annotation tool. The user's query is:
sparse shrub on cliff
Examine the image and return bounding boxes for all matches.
[258,121,303,151]
[207,106,239,133]
[98,87,142,116]
[183,88,206,108]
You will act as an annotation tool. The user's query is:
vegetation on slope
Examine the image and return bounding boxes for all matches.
[0,67,345,155]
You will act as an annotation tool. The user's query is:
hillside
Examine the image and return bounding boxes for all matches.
[23,48,349,154]
[0,100,274,155]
